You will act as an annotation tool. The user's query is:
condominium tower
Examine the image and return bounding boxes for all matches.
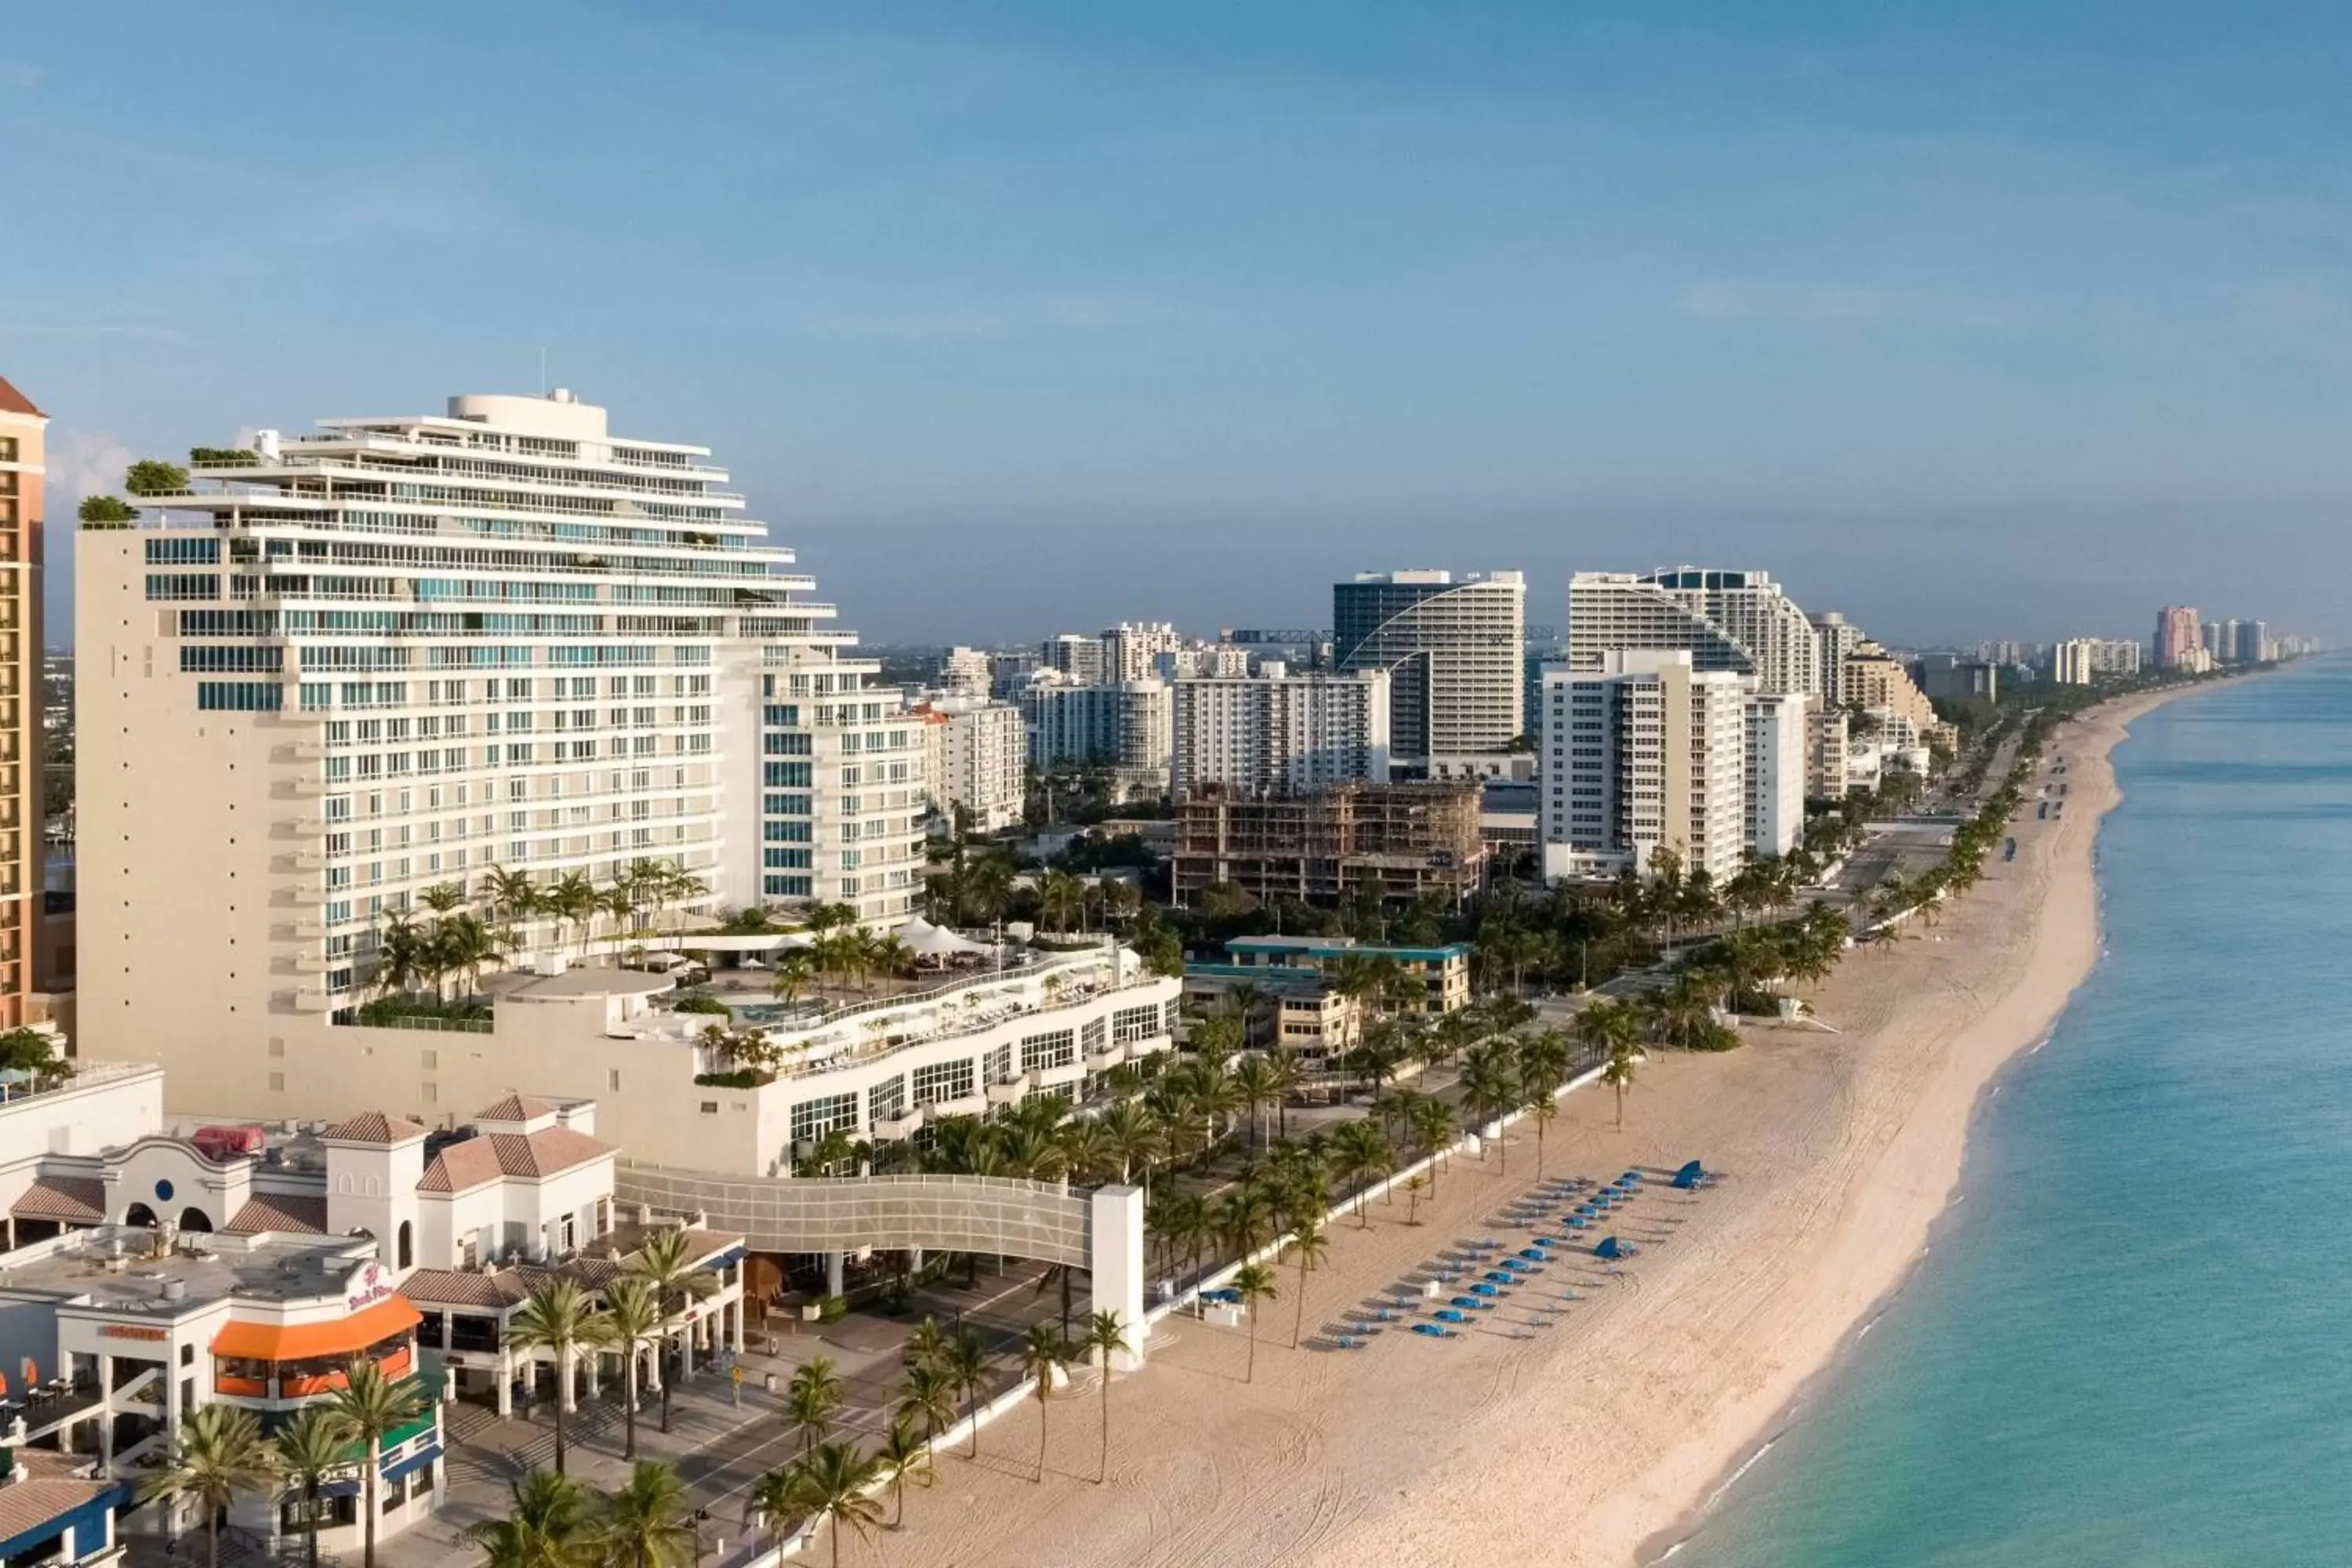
[2155,605,2202,669]
[78,390,904,1106]
[1020,677,1172,798]
[0,377,43,1028]
[1332,570,1524,773]
[1170,665,1391,797]
[1538,651,1748,882]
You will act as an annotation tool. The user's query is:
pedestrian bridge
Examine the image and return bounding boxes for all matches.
[615,1163,1146,1363]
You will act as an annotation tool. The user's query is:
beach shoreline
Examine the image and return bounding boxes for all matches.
[858,677,2255,1568]
[1624,676,2245,1566]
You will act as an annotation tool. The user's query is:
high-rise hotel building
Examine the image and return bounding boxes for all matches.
[1568,568,1821,698]
[0,377,44,1029]
[1333,570,1524,775]
[79,390,917,1100]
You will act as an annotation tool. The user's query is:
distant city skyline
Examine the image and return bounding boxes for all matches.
[11,5,2352,645]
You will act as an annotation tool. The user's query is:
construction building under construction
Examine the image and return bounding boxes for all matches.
[1171,781,1488,908]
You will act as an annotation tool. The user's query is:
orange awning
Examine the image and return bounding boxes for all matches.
[210,1296,423,1363]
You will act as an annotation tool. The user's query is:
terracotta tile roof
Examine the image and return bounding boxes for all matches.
[403,1253,630,1310]
[415,1139,500,1196]
[489,1127,611,1178]
[417,1127,613,1194]
[325,1112,427,1145]
[0,376,42,419]
[401,1269,532,1311]
[11,1177,104,1225]
[522,1256,626,1290]
[223,1193,328,1236]
[0,1450,111,1547]
[472,1092,558,1124]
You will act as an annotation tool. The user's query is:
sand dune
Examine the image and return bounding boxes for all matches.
[857,690,2189,1568]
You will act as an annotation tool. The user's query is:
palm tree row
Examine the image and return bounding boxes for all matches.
[466,1461,703,1568]
[143,1360,426,1568]
[370,858,710,1001]
[746,1308,1133,1565]
[499,1228,721,1475]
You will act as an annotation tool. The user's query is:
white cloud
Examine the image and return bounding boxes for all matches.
[0,63,39,90]
[45,429,136,515]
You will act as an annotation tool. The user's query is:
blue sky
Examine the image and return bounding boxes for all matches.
[7,2,2349,645]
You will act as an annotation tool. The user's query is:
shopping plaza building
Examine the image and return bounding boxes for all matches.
[0,1062,743,1552]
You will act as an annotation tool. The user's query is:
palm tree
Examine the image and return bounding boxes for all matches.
[143,1403,280,1568]
[1573,996,1632,1061]
[877,1406,935,1527]
[784,1443,887,1568]
[1017,1323,1072,1482]
[466,1469,590,1568]
[945,1327,994,1457]
[1229,1262,1278,1382]
[1230,1054,1280,1155]
[902,1315,948,1377]
[434,910,506,998]
[328,1358,426,1568]
[505,1278,597,1475]
[770,949,817,1004]
[1459,1046,1520,1172]
[1036,869,1087,933]
[590,1461,698,1568]
[786,1356,846,1459]
[372,909,428,998]
[1080,1309,1130,1484]
[1055,1117,1113,1188]
[1329,1120,1392,1228]
[1097,1100,1165,1193]
[274,1404,358,1568]
[1286,1219,1330,1349]
[593,1277,667,1461]
[1602,1041,1640,1128]
[1407,1095,1455,1199]
[896,1363,960,1465]
[1216,1185,1278,1261]
[1402,1172,1430,1225]
[626,1226,718,1435]
[746,1467,802,1565]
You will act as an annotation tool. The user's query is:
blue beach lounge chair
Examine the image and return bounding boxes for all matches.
[1411,1323,1458,1340]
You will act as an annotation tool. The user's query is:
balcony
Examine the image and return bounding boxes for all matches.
[870,1109,924,1142]
[984,1075,1029,1106]
[291,989,338,1013]
[1083,1041,1127,1072]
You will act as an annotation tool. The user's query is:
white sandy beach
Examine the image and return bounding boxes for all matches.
[846,688,2202,1568]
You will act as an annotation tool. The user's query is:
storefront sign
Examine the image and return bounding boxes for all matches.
[347,1262,393,1312]
[102,1324,169,1342]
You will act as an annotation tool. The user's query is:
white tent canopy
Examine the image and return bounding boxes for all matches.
[667,932,815,954]
[898,916,993,959]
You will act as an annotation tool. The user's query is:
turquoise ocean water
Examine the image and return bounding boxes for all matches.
[1671,657,2352,1568]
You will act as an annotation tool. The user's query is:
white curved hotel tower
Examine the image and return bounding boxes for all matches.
[77,390,924,1114]
[1568,567,1823,698]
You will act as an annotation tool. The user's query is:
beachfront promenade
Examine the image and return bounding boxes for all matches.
[828,691,2164,1568]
